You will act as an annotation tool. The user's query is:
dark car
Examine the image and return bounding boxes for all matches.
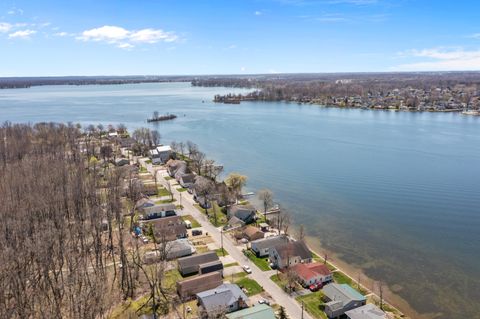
[192,229,203,236]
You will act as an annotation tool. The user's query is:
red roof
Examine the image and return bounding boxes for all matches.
[291,262,331,281]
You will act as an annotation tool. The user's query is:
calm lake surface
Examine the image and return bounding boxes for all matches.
[1,82,479,318]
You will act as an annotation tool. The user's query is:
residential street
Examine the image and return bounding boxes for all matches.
[146,163,312,319]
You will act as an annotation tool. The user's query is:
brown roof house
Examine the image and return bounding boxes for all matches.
[227,204,257,224]
[177,271,223,300]
[243,225,265,241]
[143,215,187,242]
[269,240,312,269]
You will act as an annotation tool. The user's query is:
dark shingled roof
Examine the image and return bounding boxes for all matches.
[178,251,219,270]
[274,241,312,260]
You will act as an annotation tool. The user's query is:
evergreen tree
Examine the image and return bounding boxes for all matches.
[277,306,288,319]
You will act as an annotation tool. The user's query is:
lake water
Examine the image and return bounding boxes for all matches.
[1,82,479,319]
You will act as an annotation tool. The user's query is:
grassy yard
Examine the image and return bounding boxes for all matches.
[163,269,182,291]
[215,248,229,257]
[157,187,172,197]
[139,166,148,173]
[181,215,201,228]
[296,291,327,319]
[176,187,188,192]
[145,159,152,164]
[164,176,173,180]
[194,203,227,227]
[270,274,287,289]
[224,262,239,268]
[195,246,210,254]
[244,249,270,271]
[235,277,264,296]
[311,252,336,271]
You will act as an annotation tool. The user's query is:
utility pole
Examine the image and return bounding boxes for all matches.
[301,301,304,319]
[221,230,224,256]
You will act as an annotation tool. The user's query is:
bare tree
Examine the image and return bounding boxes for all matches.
[257,188,273,223]
[225,173,247,201]
[297,224,306,241]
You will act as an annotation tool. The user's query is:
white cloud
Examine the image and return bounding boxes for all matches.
[54,32,69,37]
[0,22,12,33]
[227,44,237,49]
[393,48,480,71]
[8,29,36,39]
[470,33,480,39]
[7,8,24,15]
[241,66,246,72]
[255,11,262,16]
[77,25,178,49]
[117,42,134,49]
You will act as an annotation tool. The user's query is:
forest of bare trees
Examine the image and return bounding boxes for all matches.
[0,122,141,318]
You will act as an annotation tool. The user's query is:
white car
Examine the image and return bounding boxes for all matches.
[243,265,252,274]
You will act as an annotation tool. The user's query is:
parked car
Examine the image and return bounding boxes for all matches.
[243,265,252,274]
[258,299,270,305]
[309,282,323,292]
[192,229,203,236]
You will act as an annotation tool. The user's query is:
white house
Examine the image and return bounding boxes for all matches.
[150,145,172,164]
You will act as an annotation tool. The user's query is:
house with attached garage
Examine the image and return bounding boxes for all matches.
[177,251,221,276]
[290,262,333,287]
[196,283,249,318]
[149,145,172,164]
[227,204,257,224]
[322,283,367,318]
[250,235,289,257]
[268,240,312,269]
[177,271,224,300]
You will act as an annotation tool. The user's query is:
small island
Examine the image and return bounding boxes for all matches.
[147,111,177,122]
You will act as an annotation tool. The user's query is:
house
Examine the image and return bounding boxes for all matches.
[178,251,220,276]
[290,262,332,287]
[196,283,248,318]
[143,216,187,242]
[179,173,196,188]
[269,240,312,269]
[250,235,289,257]
[226,216,245,230]
[139,203,176,220]
[243,225,265,241]
[177,271,224,300]
[228,204,257,224]
[150,145,172,164]
[345,303,387,319]
[164,239,196,260]
[225,304,276,319]
[193,178,233,208]
[135,198,155,210]
[322,283,367,318]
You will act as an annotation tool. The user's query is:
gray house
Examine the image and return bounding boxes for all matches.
[345,303,387,319]
[251,235,289,257]
[178,251,220,276]
[227,204,257,224]
[196,283,249,318]
[322,283,367,318]
[269,240,312,269]
[150,145,172,164]
[179,173,196,188]
[139,203,176,220]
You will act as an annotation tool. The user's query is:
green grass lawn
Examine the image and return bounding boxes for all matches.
[244,249,270,271]
[155,198,176,204]
[181,215,201,228]
[224,262,239,268]
[176,187,188,192]
[145,159,152,164]
[270,274,287,289]
[296,291,327,319]
[157,187,171,197]
[139,166,148,173]
[235,277,264,296]
[194,203,227,227]
[215,248,229,257]
[164,176,173,180]
[163,269,182,291]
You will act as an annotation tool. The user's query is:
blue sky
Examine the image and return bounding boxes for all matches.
[1,0,480,76]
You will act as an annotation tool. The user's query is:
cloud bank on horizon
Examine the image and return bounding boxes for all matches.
[0,0,479,76]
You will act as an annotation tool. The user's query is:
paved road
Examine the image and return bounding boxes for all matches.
[148,165,312,319]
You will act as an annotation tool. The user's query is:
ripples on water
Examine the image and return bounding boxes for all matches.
[1,82,479,318]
